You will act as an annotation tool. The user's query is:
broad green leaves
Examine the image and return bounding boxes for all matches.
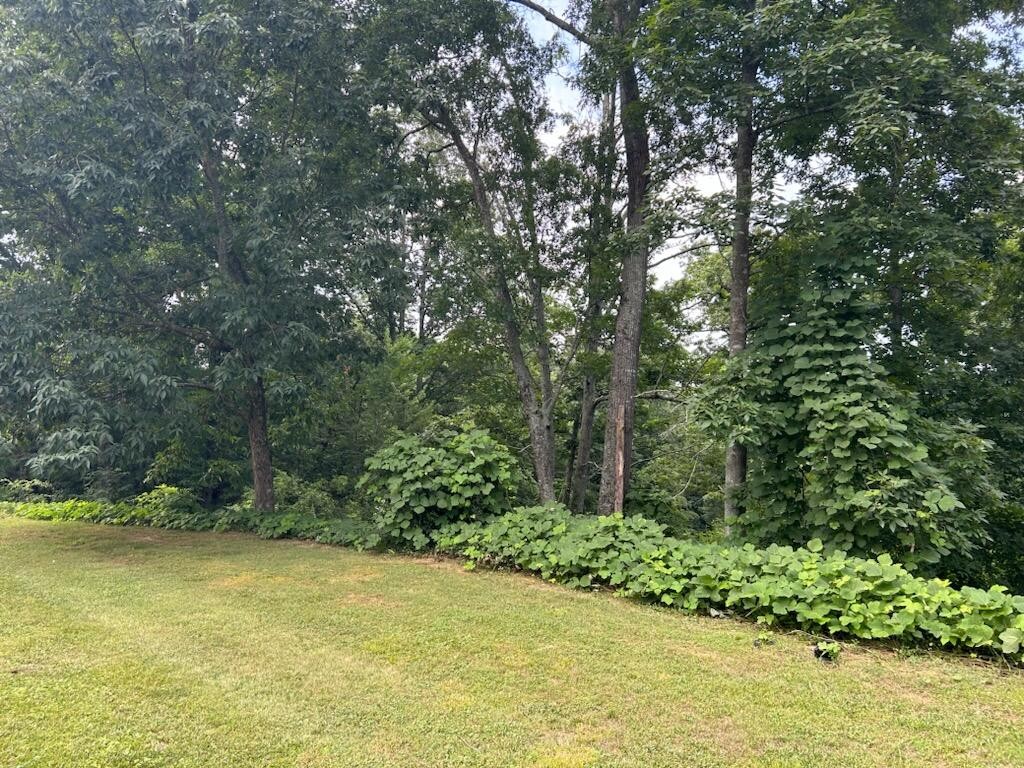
[359,423,519,548]
[697,234,989,569]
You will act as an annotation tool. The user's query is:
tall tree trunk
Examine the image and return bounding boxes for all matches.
[524,163,558,503]
[247,376,275,513]
[723,40,759,526]
[563,407,581,505]
[186,2,276,512]
[566,279,602,511]
[199,144,278,514]
[429,104,556,502]
[569,91,616,513]
[597,0,651,515]
[532,409,557,502]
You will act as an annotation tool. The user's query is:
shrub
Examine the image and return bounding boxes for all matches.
[1,497,142,525]
[359,424,517,548]
[947,503,1024,594]
[273,471,343,519]
[624,483,698,536]
[0,485,204,527]
[2,476,380,550]
[0,478,55,502]
[212,501,377,549]
[434,505,1024,661]
[133,485,209,530]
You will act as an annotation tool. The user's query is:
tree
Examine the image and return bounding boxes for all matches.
[687,1,1023,567]
[509,0,656,514]
[699,227,991,569]
[0,0,397,510]
[647,0,1024,524]
[371,0,619,502]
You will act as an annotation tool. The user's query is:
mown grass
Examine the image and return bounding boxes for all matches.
[1,516,1023,768]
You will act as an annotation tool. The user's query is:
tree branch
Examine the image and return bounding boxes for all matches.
[506,0,595,47]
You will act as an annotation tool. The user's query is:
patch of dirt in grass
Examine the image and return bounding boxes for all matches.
[408,556,475,574]
[702,715,752,759]
[7,664,43,676]
[295,748,333,766]
[95,554,137,566]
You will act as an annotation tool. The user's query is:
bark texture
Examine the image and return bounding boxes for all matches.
[567,92,616,513]
[597,0,651,515]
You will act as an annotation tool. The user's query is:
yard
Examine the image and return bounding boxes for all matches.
[2,516,1022,768]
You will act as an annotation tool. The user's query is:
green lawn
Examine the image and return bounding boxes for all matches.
[1,517,1022,768]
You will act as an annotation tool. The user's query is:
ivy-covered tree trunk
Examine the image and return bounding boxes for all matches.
[597,0,651,515]
[246,377,275,513]
[724,41,758,526]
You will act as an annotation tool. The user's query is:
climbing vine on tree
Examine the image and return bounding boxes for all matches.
[699,235,990,569]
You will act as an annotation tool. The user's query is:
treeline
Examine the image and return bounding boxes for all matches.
[0,0,1022,589]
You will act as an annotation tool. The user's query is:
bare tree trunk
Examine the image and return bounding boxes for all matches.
[247,376,275,513]
[563,406,581,505]
[566,284,602,511]
[494,249,557,503]
[524,167,558,503]
[199,143,278,514]
[723,40,758,526]
[597,0,651,515]
[532,409,557,502]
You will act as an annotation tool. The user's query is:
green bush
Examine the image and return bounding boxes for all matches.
[2,479,380,550]
[1,485,203,527]
[212,502,377,548]
[1,497,142,525]
[624,483,698,536]
[0,478,55,502]
[434,505,1024,661]
[133,485,209,529]
[358,424,517,548]
[948,503,1024,594]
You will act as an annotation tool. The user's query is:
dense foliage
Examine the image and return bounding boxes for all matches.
[359,424,519,548]
[1,478,377,548]
[698,246,991,569]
